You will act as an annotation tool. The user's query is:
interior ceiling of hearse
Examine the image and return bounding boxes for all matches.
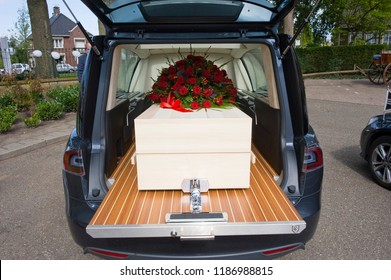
[81,0,298,34]
[128,43,255,58]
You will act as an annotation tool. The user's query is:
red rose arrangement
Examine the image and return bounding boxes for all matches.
[146,54,237,111]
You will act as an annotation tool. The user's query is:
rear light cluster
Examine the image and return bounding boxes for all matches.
[89,248,129,259]
[262,244,303,256]
[302,146,323,172]
[63,150,85,175]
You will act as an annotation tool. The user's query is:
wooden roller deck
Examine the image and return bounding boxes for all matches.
[87,143,305,238]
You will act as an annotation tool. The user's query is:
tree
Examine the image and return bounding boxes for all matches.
[329,0,391,45]
[8,6,31,63]
[283,10,294,37]
[294,0,327,46]
[293,0,391,46]
[27,0,54,78]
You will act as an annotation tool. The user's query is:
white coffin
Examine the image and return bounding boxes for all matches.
[134,105,252,190]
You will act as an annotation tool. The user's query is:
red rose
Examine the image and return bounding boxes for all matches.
[177,77,185,84]
[203,88,212,97]
[160,80,169,89]
[229,97,236,103]
[214,74,223,83]
[188,77,197,85]
[203,70,211,79]
[176,61,185,70]
[193,86,202,95]
[203,100,211,108]
[172,83,181,91]
[168,66,176,74]
[176,60,185,66]
[228,87,237,95]
[194,55,204,62]
[179,87,188,95]
[148,93,159,102]
[190,101,200,110]
[160,96,168,103]
[186,67,195,76]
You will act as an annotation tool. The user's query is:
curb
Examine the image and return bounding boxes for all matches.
[0,135,69,161]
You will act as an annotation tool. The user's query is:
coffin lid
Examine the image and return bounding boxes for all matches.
[81,0,299,34]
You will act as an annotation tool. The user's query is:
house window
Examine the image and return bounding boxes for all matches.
[74,38,86,50]
[383,31,391,46]
[53,38,64,48]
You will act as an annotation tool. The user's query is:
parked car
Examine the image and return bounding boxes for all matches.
[12,63,30,74]
[11,63,30,79]
[360,114,391,190]
[62,0,323,259]
[56,63,76,73]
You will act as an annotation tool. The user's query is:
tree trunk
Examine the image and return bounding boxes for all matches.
[27,0,55,78]
[283,10,294,37]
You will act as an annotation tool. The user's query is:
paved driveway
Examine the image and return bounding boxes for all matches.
[283,79,391,259]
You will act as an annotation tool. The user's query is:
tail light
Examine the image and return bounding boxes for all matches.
[63,149,85,175]
[88,248,129,259]
[262,244,303,256]
[302,146,323,172]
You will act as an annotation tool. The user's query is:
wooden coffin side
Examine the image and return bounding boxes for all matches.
[136,153,251,190]
[135,105,252,154]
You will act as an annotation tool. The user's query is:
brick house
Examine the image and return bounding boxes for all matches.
[49,6,91,66]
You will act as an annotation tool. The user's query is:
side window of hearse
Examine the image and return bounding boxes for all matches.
[116,48,139,98]
[241,49,268,98]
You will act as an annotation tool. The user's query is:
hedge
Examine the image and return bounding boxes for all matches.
[296,44,388,74]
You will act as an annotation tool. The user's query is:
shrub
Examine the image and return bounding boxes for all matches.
[29,79,44,104]
[46,86,63,99]
[0,105,17,133]
[46,84,79,112]
[23,113,41,128]
[55,85,79,112]
[0,93,16,109]
[35,100,63,121]
[296,44,387,74]
[8,84,32,112]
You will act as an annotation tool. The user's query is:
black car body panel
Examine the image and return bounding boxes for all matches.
[360,114,391,160]
[62,0,323,259]
[82,0,299,33]
[360,113,391,190]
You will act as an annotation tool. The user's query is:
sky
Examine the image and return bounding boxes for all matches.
[0,0,99,38]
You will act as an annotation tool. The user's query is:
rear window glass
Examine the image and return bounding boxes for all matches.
[116,48,139,98]
[241,49,268,98]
